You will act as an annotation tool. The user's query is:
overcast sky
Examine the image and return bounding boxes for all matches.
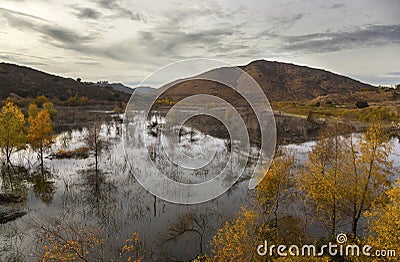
[0,0,399,86]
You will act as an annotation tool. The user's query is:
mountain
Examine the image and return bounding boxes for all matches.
[157,60,375,104]
[96,82,155,95]
[0,60,377,105]
[132,86,155,95]
[240,60,375,101]
[95,81,134,94]
[0,63,130,102]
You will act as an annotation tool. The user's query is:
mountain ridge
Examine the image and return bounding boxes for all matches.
[0,62,130,102]
[154,59,375,105]
[0,60,376,103]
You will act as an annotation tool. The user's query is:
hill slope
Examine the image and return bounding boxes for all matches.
[0,63,129,102]
[96,82,134,94]
[241,60,374,101]
[158,60,375,103]
[0,60,377,104]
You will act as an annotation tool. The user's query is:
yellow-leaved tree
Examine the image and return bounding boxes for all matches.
[0,100,26,190]
[343,121,395,238]
[34,221,143,261]
[296,124,349,240]
[206,207,263,261]
[28,105,53,179]
[255,150,295,240]
[298,121,395,239]
[365,179,400,261]
[42,101,57,119]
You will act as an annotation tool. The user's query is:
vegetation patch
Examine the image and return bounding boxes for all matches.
[0,193,26,205]
[273,101,400,123]
[53,147,90,159]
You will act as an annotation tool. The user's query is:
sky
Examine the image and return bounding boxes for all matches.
[0,0,399,87]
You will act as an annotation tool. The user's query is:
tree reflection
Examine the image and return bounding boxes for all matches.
[79,169,118,223]
[32,175,56,205]
[0,165,28,201]
[158,210,221,261]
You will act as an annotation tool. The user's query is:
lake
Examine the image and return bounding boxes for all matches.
[1,114,399,261]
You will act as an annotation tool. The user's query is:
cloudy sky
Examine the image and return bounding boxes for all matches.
[0,0,399,86]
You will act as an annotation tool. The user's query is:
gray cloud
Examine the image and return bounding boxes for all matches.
[0,7,48,21]
[1,0,399,85]
[73,7,102,20]
[44,27,94,44]
[76,61,100,66]
[330,3,345,9]
[1,7,147,64]
[136,27,239,58]
[279,24,400,53]
[257,13,305,37]
[95,0,144,21]
[0,51,47,60]
[1,1,251,66]
[18,61,47,66]
[135,2,251,58]
[277,13,304,28]
[2,10,96,46]
[0,51,50,68]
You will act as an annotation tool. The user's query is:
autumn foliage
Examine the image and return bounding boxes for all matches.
[207,208,262,261]
[28,105,54,177]
[34,222,143,261]
[366,179,400,259]
[209,120,399,261]
[0,100,26,167]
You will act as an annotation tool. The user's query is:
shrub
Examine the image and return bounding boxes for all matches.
[53,147,90,159]
[355,100,369,108]
[34,95,49,107]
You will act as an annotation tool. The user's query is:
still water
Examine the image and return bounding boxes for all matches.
[1,115,399,261]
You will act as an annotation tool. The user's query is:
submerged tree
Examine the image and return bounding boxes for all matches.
[255,150,295,239]
[297,121,395,239]
[297,123,349,240]
[28,106,53,179]
[343,121,395,237]
[161,212,212,258]
[84,115,108,213]
[86,115,107,179]
[0,100,26,190]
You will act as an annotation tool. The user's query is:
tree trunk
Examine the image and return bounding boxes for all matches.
[274,199,279,239]
[351,218,358,237]
[154,195,157,217]
[40,142,44,181]
[332,198,336,240]
[95,124,98,177]
[5,144,14,191]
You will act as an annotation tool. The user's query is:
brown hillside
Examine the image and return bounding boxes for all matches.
[241,60,375,101]
[0,63,129,102]
[158,60,375,103]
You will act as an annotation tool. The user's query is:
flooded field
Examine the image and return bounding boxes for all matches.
[1,113,400,261]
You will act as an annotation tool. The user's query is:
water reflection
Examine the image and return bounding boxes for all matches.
[32,178,56,205]
[1,114,399,261]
